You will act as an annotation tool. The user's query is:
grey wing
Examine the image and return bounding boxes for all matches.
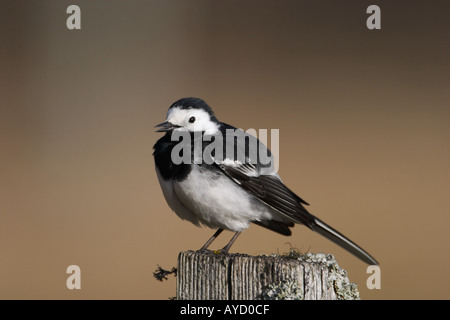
[208,128,315,227]
[215,162,315,228]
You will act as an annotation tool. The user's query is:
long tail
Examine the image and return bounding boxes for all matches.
[310,217,378,265]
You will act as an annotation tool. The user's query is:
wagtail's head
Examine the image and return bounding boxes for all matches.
[155,97,220,135]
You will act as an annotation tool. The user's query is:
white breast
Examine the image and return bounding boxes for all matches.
[172,165,277,232]
[155,167,200,226]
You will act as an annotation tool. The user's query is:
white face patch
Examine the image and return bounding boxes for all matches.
[166,107,220,134]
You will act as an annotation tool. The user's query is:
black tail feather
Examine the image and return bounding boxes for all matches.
[310,217,378,265]
[253,220,293,236]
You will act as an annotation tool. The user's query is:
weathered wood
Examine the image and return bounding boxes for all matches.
[177,250,360,300]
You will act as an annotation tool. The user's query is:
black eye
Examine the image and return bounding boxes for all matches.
[188,116,196,123]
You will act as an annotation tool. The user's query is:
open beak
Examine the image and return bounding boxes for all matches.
[155,121,181,132]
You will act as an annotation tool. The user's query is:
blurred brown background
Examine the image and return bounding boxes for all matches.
[1,0,449,299]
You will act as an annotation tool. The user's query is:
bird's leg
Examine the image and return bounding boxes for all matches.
[199,229,223,251]
[220,231,242,254]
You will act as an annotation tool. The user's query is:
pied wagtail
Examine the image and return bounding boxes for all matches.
[153,97,378,265]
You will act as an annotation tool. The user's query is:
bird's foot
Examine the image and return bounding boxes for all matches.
[197,248,214,254]
[216,248,230,255]
[196,248,229,255]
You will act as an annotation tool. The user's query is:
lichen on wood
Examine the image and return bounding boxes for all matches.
[176,250,360,300]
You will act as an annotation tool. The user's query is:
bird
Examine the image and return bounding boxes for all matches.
[153,97,378,265]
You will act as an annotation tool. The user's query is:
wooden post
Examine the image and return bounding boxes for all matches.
[176,250,360,300]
